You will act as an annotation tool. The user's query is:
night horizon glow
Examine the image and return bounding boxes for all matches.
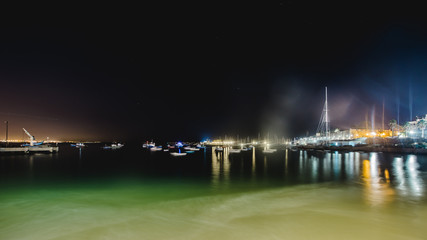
[1,2,427,142]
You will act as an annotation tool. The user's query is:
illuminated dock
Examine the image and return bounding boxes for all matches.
[0,146,59,154]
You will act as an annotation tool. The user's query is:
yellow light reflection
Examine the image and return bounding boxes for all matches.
[361,154,395,206]
[384,169,390,183]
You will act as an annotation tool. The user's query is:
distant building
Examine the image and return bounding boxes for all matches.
[348,129,392,139]
[403,114,427,138]
[296,128,392,146]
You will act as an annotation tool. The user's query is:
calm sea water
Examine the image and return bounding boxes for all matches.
[1,144,427,240]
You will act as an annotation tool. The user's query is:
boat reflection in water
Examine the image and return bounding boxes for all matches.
[210,147,426,207]
[211,146,231,190]
[394,155,424,199]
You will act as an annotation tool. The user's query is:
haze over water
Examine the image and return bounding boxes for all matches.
[1,144,427,240]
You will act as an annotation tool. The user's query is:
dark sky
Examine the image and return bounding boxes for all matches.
[2,2,427,142]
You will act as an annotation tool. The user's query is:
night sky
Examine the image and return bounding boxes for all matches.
[1,2,427,142]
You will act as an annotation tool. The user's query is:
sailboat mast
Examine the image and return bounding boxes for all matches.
[325,87,330,141]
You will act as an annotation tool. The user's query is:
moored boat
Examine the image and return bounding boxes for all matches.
[150,146,162,151]
[215,147,224,152]
[170,152,187,156]
[263,149,277,153]
[71,143,85,148]
[229,149,241,153]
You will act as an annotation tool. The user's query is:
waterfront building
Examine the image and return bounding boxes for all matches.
[403,114,427,138]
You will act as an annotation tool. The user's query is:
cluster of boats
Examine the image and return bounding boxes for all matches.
[143,142,206,156]
[68,141,279,156]
[70,142,124,149]
[103,143,124,149]
[214,144,277,153]
[143,142,279,156]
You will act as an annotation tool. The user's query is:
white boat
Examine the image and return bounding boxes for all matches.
[186,147,200,151]
[150,146,162,151]
[143,142,156,148]
[163,149,169,152]
[112,143,124,149]
[104,143,124,149]
[170,152,187,156]
[71,143,85,148]
[215,147,224,152]
[263,149,277,153]
[229,149,241,153]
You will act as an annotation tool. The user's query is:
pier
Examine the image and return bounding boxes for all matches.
[0,146,59,154]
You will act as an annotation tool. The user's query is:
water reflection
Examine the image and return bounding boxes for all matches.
[360,153,395,206]
[285,149,288,176]
[333,151,341,180]
[252,147,256,176]
[323,152,331,180]
[393,155,424,199]
[209,148,426,204]
[211,147,230,189]
[406,155,423,197]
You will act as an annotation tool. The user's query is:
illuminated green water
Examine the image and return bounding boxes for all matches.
[1,145,427,239]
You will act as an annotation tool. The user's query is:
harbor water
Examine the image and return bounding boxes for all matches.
[1,144,427,240]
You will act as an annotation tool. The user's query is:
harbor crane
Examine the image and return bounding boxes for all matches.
[22,128,43,146]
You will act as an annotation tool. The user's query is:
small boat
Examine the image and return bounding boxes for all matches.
[263,149,277,153]
[111,143,124,149]
[163,149,169,152]
[104,143,124,149]
[143,142,156,148]
[71,143,85,148]
[215,147,224,152]
[186,150,195,153]
[150,146,162,151]
[229,149,241,153]
[170,152,187,156]
[184,147,199,151]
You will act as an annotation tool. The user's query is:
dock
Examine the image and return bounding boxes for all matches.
[0,146,59,154]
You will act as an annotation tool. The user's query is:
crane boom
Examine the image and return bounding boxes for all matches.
[23,128,35,146]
